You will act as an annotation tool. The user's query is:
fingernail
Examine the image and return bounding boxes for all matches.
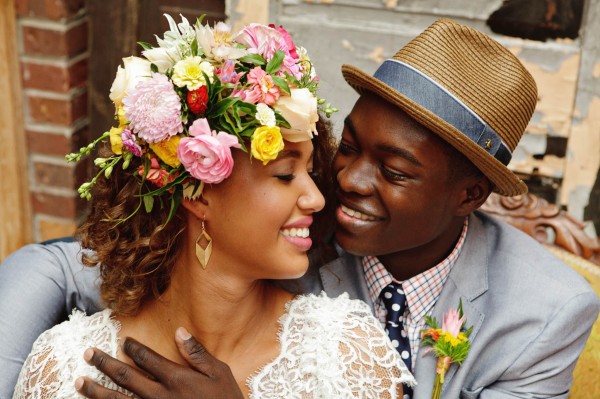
[176,327,192,341]
[83,348,94,362]
[74,377,84,390]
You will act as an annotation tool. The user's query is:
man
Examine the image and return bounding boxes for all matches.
[2,19,598,399]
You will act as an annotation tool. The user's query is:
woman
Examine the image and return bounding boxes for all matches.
[13,15,414,398]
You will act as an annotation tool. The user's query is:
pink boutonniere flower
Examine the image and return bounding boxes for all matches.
[421,299,473,399]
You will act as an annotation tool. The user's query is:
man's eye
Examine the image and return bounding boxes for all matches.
[381,166,406,182]
[276,174,295,181]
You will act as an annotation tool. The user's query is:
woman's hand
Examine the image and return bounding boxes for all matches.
[75,327,244,399]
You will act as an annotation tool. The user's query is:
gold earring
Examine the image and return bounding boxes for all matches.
[195,220,212,269]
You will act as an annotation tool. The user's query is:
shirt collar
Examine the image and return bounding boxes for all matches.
[362,217,469,320]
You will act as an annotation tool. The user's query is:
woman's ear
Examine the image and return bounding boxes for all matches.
[456,177,493,216]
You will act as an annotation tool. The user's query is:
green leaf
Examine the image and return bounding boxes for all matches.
[138,41,153,51]
[210,97,240,117]
[239,53,266,66]
[166,188,183,224]
[275,112,291,129]
[266,50,285,75]
[143,195,154,213]
[150,63,158,73]
[272,76,291,95]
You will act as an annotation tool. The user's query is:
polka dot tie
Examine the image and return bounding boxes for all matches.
[381,282,413,398]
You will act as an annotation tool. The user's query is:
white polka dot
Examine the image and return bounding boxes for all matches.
[404,394,410,399]
[384,292,392,299]
[401,330,408,338]
[385,328,389,334]
[391,303,401,311]
[401,350,410,359]
[391,340,400,348]
[397,288,404,295]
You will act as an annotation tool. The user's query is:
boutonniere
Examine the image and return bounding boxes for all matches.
[420,299,473,399]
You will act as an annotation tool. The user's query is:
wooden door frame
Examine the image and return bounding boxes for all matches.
[0,0,32,261]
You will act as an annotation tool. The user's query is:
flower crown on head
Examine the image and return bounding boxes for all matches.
[67,14,336,223]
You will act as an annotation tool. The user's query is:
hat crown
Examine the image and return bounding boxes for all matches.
[393,19,537,151]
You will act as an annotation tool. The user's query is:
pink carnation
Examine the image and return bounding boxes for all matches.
[243,67,280,105]
[123,73,183,143]
[177,118,241,184]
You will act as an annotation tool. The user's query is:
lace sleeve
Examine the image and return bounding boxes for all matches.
[335,297,416,399]
[12,310,123,399]
[12,333,64,399]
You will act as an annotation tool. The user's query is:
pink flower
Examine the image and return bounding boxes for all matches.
[244,67,280,105]
[138,157,174,188]
[217,59,244,84]
[441,309,465,338]
[123,73,183,143]
[120,129,142,157]
[236,23,286,60]
[178,118,241,184]
[268,24,298,59]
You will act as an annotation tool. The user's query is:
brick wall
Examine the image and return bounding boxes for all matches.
[16,0,89,241]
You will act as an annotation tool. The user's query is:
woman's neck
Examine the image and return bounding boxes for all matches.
[116,256,294,393]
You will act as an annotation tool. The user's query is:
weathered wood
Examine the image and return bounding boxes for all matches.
[0,0,32,261]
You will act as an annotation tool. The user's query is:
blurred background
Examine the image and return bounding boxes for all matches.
[1,0,599,260]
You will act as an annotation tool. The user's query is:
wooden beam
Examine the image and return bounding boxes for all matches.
[0,0,32,261]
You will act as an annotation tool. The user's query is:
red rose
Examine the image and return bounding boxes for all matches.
[187,86,209,114]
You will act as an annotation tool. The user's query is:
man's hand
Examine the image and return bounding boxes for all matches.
[75,327,244,399]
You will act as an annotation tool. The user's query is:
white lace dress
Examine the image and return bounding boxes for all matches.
[13,293,415,399]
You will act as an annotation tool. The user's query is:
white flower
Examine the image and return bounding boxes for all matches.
[196,22,247,61]
[255,103,276,127]
[109,56,152,107]
[142,46,180,73]
[155,14,196,60]
[273,88,319,142]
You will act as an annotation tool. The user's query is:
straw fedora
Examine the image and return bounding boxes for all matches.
[342,19,538,196]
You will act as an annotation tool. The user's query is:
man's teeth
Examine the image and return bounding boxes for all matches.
[281,227,310,238]
[341,204,377,221]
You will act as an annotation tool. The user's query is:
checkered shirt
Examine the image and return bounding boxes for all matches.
[362,218,469,370]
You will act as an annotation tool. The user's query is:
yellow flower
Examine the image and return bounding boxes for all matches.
[109,126,124,155]
[251,126,284,165]
[440,331,468,347]
[149,135,182,168]
[171,56,214,90]
[117,105,128,127]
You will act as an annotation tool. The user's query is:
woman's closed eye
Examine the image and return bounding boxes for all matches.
[275,174,295,182]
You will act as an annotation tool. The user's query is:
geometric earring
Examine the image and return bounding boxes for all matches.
[195,219,212,269]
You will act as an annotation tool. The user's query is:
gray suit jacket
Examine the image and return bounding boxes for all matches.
[310,211,600,398]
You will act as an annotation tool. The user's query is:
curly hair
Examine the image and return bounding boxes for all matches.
[77,115,338,316]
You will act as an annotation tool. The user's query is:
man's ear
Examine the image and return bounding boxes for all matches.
[456,177,493,216]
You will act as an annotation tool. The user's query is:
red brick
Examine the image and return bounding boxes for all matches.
[21,57,88,92]
[16,0,85,20]
[28,91,87,125]
[31,191,78,218]
[22,21,87,57]
[26,126,90,156]
[33,160,87,189]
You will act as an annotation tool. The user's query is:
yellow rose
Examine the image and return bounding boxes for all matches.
[149,135,182,168]
[117,105,128,127]
[109,126,124,155]
[171,57,214,91]
[251,126,284,165]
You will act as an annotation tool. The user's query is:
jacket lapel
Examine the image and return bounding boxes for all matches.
[319,253,375,312]
[413,213,489,399]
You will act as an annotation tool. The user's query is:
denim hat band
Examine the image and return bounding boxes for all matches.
[373,59,512,166]
[342,19,538,196]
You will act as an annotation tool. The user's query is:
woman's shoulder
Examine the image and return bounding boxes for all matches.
[286,292,373,322]
[13,309,120,399]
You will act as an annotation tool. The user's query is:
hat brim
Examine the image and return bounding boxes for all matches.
[342,64,527,196]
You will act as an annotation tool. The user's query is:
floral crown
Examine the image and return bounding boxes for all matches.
[67,14,336,223]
